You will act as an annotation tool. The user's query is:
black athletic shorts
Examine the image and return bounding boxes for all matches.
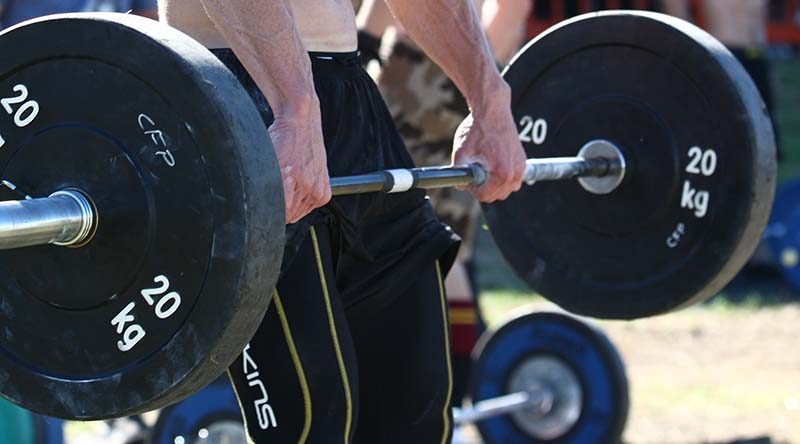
[212,49,459,443]
[213,49,459,315]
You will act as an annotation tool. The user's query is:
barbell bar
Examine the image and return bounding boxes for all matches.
[331,139,624,195]
[0,140,625,251]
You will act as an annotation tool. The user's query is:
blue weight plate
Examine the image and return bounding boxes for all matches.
[32,415,64,444]
[0,397,62,444]
[150,377,243,444]
[766,178,800,291]
[470,312,628,444]
[767,178,800,226]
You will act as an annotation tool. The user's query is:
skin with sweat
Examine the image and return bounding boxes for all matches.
[159,0,525,222]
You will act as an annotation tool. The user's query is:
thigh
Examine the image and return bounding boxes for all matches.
[349,260,453,444]
[228,225,359,444]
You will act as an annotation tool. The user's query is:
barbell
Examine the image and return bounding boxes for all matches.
[0,139,624,249]
[464,311,628,443]
[0,10,775,420]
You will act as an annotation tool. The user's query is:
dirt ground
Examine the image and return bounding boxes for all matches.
[608,304,800,444]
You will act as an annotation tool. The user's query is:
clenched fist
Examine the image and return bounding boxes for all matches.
[452,89,526,202]
[269,102,332,223]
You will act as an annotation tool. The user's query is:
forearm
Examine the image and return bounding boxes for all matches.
[385,0,509,117]
[198,0,317,119]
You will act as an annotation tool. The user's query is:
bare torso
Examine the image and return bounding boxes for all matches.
[159,0,358,51]
[703,0,768,48]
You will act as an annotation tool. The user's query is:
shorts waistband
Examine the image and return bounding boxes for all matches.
[308,51,364,78]
[308,50,361,66]
[212,48,364,79]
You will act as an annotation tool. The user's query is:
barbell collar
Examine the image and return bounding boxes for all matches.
[0,189,95,250]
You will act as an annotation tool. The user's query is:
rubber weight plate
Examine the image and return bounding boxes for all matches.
[32,416,64,444]
[470,312,628,444]
[0,14,285,419]
[484,11,776,319]
[150,377,244,444]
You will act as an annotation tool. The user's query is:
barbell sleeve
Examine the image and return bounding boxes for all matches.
[522,156,613,185]
[453,388,555,424]
[0,190,95,250]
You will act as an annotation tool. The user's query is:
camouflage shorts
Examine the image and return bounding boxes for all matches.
[374,35,479,258]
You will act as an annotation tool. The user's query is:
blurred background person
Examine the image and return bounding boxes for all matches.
[0,0,157,30]
[662,0,782,159]
[356,0,533,411]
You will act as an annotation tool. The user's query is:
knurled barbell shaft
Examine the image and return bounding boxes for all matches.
[330,155,619,196]
[0,143,624,251]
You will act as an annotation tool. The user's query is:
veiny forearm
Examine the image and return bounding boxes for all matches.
[384,0,509,116]
[199,0,317,118]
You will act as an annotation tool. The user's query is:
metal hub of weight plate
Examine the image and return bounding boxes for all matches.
[484,11,776,319]
[0,14,285,419]
[149,377,244,444]
[470,311,628,444]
